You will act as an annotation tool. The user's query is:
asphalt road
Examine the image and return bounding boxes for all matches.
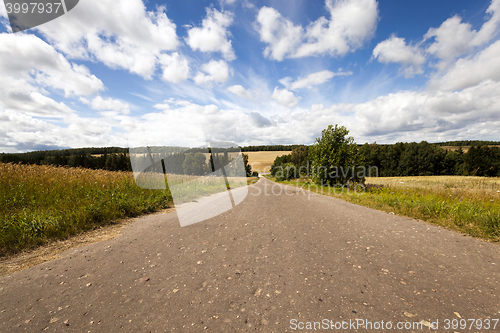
[1,178,499,332]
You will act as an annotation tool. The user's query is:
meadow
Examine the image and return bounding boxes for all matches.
[0,162,172,256]
[266,175,500,242]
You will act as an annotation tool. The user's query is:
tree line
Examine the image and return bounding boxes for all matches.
[435,140,500,146]
[270,125,500,185]
[359,142,500,177]
[0,149,255,176]
[0,151,132,171]
[240,144,304,152]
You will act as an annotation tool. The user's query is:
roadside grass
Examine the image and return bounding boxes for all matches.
[0,162,172,256]
[247,177,259,185]
[264,175,500,242]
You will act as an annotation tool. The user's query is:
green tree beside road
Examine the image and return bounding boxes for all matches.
[309,124,364,186]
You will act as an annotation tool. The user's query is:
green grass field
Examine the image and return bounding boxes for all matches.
[0,162,173,256]
[266,175,500,242]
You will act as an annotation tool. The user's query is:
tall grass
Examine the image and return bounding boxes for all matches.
[357,176,500,241]
[0,162,172,256]
[266,175,500,242]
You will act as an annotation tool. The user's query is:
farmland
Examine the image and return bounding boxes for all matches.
[245,151,290,174]
[0,162,172,256]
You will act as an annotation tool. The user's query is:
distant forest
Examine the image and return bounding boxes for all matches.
[435,140,500,146]
[0,146,252,175]
[270,141,500,178]
[359,142,500,177]
[240,144,305,152]
[1,141,500,176]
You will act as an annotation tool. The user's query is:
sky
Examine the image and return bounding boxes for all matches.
[1,0,500,152]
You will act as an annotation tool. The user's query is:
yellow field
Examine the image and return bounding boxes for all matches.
[365,176,500,201]
[245,151,291,174]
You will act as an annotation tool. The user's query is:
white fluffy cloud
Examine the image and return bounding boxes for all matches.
[0,33,103,119]
[282,70,353,90]
[255,0,378,61]
[254,6,303,61]
[271,87,300,108]
[159,52,190,83]
[249,112,272,128]
[0,33,103,97]
[374,0,500,75]
[266,80,500,144]
[80,96,131,114]
[0,109,128,152]
[143,79,500,145]
[194,60,230,85]
[0,110,65,152]
[425,0,500,68]
[372,36,426,77]
[429,40,500,91]
[36,0,179,79]
[0,87,75,117]
[227,85,254,100]
[186,8,235,60]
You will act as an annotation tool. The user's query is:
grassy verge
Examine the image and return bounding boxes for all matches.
[247,177,259,185]
[264,175,500,242]
[0,162,172,256]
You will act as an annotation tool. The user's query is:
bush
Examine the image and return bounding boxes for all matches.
[275,163,297,181]
[309,124,364,186]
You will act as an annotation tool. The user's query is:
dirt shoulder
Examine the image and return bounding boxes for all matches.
[0,208,174,276]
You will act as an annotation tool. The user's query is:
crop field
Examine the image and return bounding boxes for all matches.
[0,162,172,256]
[268,175,500,242]
[365,176,500,196]
[245,151,290,174]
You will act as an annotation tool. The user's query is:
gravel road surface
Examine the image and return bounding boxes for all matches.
[1,177,499,332]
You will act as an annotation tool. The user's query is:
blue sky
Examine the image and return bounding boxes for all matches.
[1,0,500,152]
